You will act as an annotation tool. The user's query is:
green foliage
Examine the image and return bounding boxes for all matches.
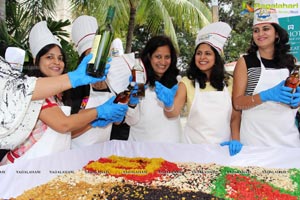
[131,25,154,52]
[176,29,195,75]
[1,0,256,72]
[70,0,212,53]
[202,0,254,62]
[220,0,254,62]
[19,0,57,19]
[1,0,78,71]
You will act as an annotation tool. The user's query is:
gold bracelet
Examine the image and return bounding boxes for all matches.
[164,105,174,112]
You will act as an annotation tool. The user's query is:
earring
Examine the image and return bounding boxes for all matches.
[276,37,280,44]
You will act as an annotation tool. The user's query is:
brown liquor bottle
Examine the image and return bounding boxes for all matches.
[285,65,300,93]
[285,65,300,108]
[131,51,146,98]
[113,82,134,104]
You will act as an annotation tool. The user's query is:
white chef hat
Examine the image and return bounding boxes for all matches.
[195,22,232,55]
[5,47,26,72]
[109,38,124,57]
[71,15,98,56]
[29,21,61,58]
[253,0,278,26]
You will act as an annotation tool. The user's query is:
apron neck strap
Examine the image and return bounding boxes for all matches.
[195,80,200,92]
[256,51,266,70]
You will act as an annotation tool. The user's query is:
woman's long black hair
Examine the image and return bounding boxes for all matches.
[247,23,295,72]
[187,43,228,91]
[141,35,179,89]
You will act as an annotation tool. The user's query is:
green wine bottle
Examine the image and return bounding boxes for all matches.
[87,6,115,77]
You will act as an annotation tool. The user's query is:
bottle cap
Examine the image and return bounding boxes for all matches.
[134,51,140,58]
[107,6,116,21]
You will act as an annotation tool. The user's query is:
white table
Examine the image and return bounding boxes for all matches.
[1,140,300,198]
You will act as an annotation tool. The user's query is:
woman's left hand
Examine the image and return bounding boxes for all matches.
[155,81,178,107]
[220,140,243,156]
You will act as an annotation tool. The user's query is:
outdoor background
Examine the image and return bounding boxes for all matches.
[0,0,254,73]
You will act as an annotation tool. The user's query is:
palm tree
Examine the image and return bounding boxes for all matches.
[0,0,78,70]
[70,0,212,53]
[2,0,62,48]
[19,0,58,22]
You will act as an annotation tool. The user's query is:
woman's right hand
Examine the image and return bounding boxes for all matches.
[259,80,293,104]
[96,96,128,121]
[68,54,110,88]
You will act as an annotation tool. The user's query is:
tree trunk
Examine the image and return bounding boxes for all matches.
[0,0,5,21]
[125,6,136,53]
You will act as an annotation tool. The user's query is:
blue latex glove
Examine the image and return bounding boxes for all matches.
[127,76,139,105]
[259,80,293,104]
[128,76,147,106]
[155,81,178,107]
[68,54,110,88]
[91,118,112,127]
[129,83,139,105]
[290,86,300,108]
[91,113,125,127]
[96,96,128,121]
[220,140,243,156]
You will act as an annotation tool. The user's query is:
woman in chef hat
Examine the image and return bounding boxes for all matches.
[0,21,127,165]
[160,22,242,156]
[232,0,300,147]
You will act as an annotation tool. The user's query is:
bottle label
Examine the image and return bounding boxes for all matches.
[88,35,101,64]
[113,91,130,104]
[135,71,145,83]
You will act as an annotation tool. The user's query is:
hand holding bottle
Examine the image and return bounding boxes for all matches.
[91,118,112,127]
[96,96,128,121]
[290,86,300,108]
[68,54,110,88]
[220,140,243,156]
[129,83,140,106]
[259,80,293,104]
[131,51,146,98]
[155,81,178,108]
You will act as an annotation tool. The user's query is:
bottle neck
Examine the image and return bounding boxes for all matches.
[105,17,113,25]
[134,58,140,66]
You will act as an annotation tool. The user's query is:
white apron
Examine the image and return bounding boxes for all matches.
[17,106,71,161]
[71,86,113,149]
[184,81,232,144]
[129,88,182,143]
[240,51,300,147]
